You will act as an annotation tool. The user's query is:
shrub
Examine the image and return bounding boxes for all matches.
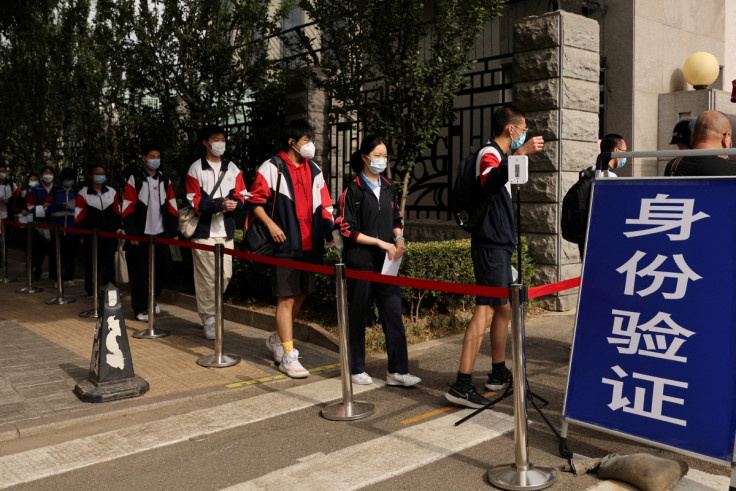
[229,233,536,322]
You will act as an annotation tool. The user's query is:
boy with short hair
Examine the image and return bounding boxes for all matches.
[122,143,179,322]
[247,119,335,378]
[186,125,249,339]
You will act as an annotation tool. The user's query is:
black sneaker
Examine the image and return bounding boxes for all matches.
[485,366,513,391]
[445,382,492,409]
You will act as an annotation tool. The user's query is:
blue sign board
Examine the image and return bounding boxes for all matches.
[564,178,736,463]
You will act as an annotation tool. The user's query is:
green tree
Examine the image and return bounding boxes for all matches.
[0,0,135,182]
[125,0,292,179]
[299,0,503,213]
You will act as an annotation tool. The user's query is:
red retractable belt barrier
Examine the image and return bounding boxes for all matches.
[528,277,581,299]
[225,247,335,275]
[59,226,91,235]
[2,220,582,300]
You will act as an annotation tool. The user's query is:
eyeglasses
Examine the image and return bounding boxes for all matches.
[512,125,528,135]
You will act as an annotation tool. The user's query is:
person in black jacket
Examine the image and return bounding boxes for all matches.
[75,164,121,297]
[445,105,544,409]
[335,135,421,387]
[122,143,179,322]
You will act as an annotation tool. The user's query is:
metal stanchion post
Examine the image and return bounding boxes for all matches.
[488,284,557,490]
[0,217,16,283]
[47,225,75,304]
[79,228,99,318]
[17,223,42,294]
[321,263,374,421]
[134,235,169,339]
[197,243,240,367]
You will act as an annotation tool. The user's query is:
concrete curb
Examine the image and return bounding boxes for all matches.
[0,383,234,443]
[157,289,340,353]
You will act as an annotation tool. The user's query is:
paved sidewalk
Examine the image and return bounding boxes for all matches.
[0,256,341,441]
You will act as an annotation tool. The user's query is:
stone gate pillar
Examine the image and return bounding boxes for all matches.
[512,11,600,311]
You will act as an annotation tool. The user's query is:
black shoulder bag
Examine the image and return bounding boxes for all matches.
[244,157,283,256]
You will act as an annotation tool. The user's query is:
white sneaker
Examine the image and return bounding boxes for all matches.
[351,372,372,385]
[154,304,161,314]
[387,372,421,387]
[136,312,148,322]
[265,333,285,363]
[279,349,309,378]
[63,280,76,287]
[203,316,215,340]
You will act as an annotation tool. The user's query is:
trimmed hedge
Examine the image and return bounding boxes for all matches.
[229,232,535,321]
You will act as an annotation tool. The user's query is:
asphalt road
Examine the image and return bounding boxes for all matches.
[1,310,731,490]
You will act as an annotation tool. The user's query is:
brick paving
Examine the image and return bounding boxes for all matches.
[0,255,341,433]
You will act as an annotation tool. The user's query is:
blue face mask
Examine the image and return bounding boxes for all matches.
[146,159,161,171]
[93,175,106,185]
[62,180,74,188]
[616,158,627,168]
[511,127,526,150]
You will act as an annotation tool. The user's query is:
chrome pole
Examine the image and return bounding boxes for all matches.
[0,217,16,283]
[17,222,42,293]
[197,243,240,367]
[133,235,169,339]
[79,228,99,318]
[321,263,374,421]
[47,225,75,304]
[488,284,557,490]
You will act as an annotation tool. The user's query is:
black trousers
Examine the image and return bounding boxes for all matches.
[83,235,116,296]
[31,229,54,281]
[348,278,409,375]
[54,234,79,282]
[126,241,172,315]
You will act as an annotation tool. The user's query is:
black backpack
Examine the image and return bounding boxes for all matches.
[451,144,492,232]
[561,168,595,244]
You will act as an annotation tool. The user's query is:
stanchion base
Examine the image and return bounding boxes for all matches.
[0,277,17,283]
[74,376,149,403]
[79,309,99,318]
[17,286,43,294]
[321,401,375,421]
[196,353,241,368]
[132,329,170,339]
[488,463,557,490]
[47,297,76,305]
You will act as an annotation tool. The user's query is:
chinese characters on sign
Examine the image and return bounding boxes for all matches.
[565,180,736,462]
[602,195,706,426]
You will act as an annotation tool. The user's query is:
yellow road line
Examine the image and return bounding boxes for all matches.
[226,363,341,388]
[401,391,497,425]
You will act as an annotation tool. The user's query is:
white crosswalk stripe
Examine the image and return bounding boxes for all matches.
[223,409,515,490]
[0,379,381,488]
[586,467,730,490]
[0,376,730,490]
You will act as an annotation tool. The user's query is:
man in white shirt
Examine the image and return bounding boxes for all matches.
[185,125,249,339]
[122,143,180,322]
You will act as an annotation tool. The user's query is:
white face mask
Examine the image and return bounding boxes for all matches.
[295,141,316,160]
[368,157,387,174]
[0,173,6,180]
[210,141,226,157]
[42,174,54,183]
